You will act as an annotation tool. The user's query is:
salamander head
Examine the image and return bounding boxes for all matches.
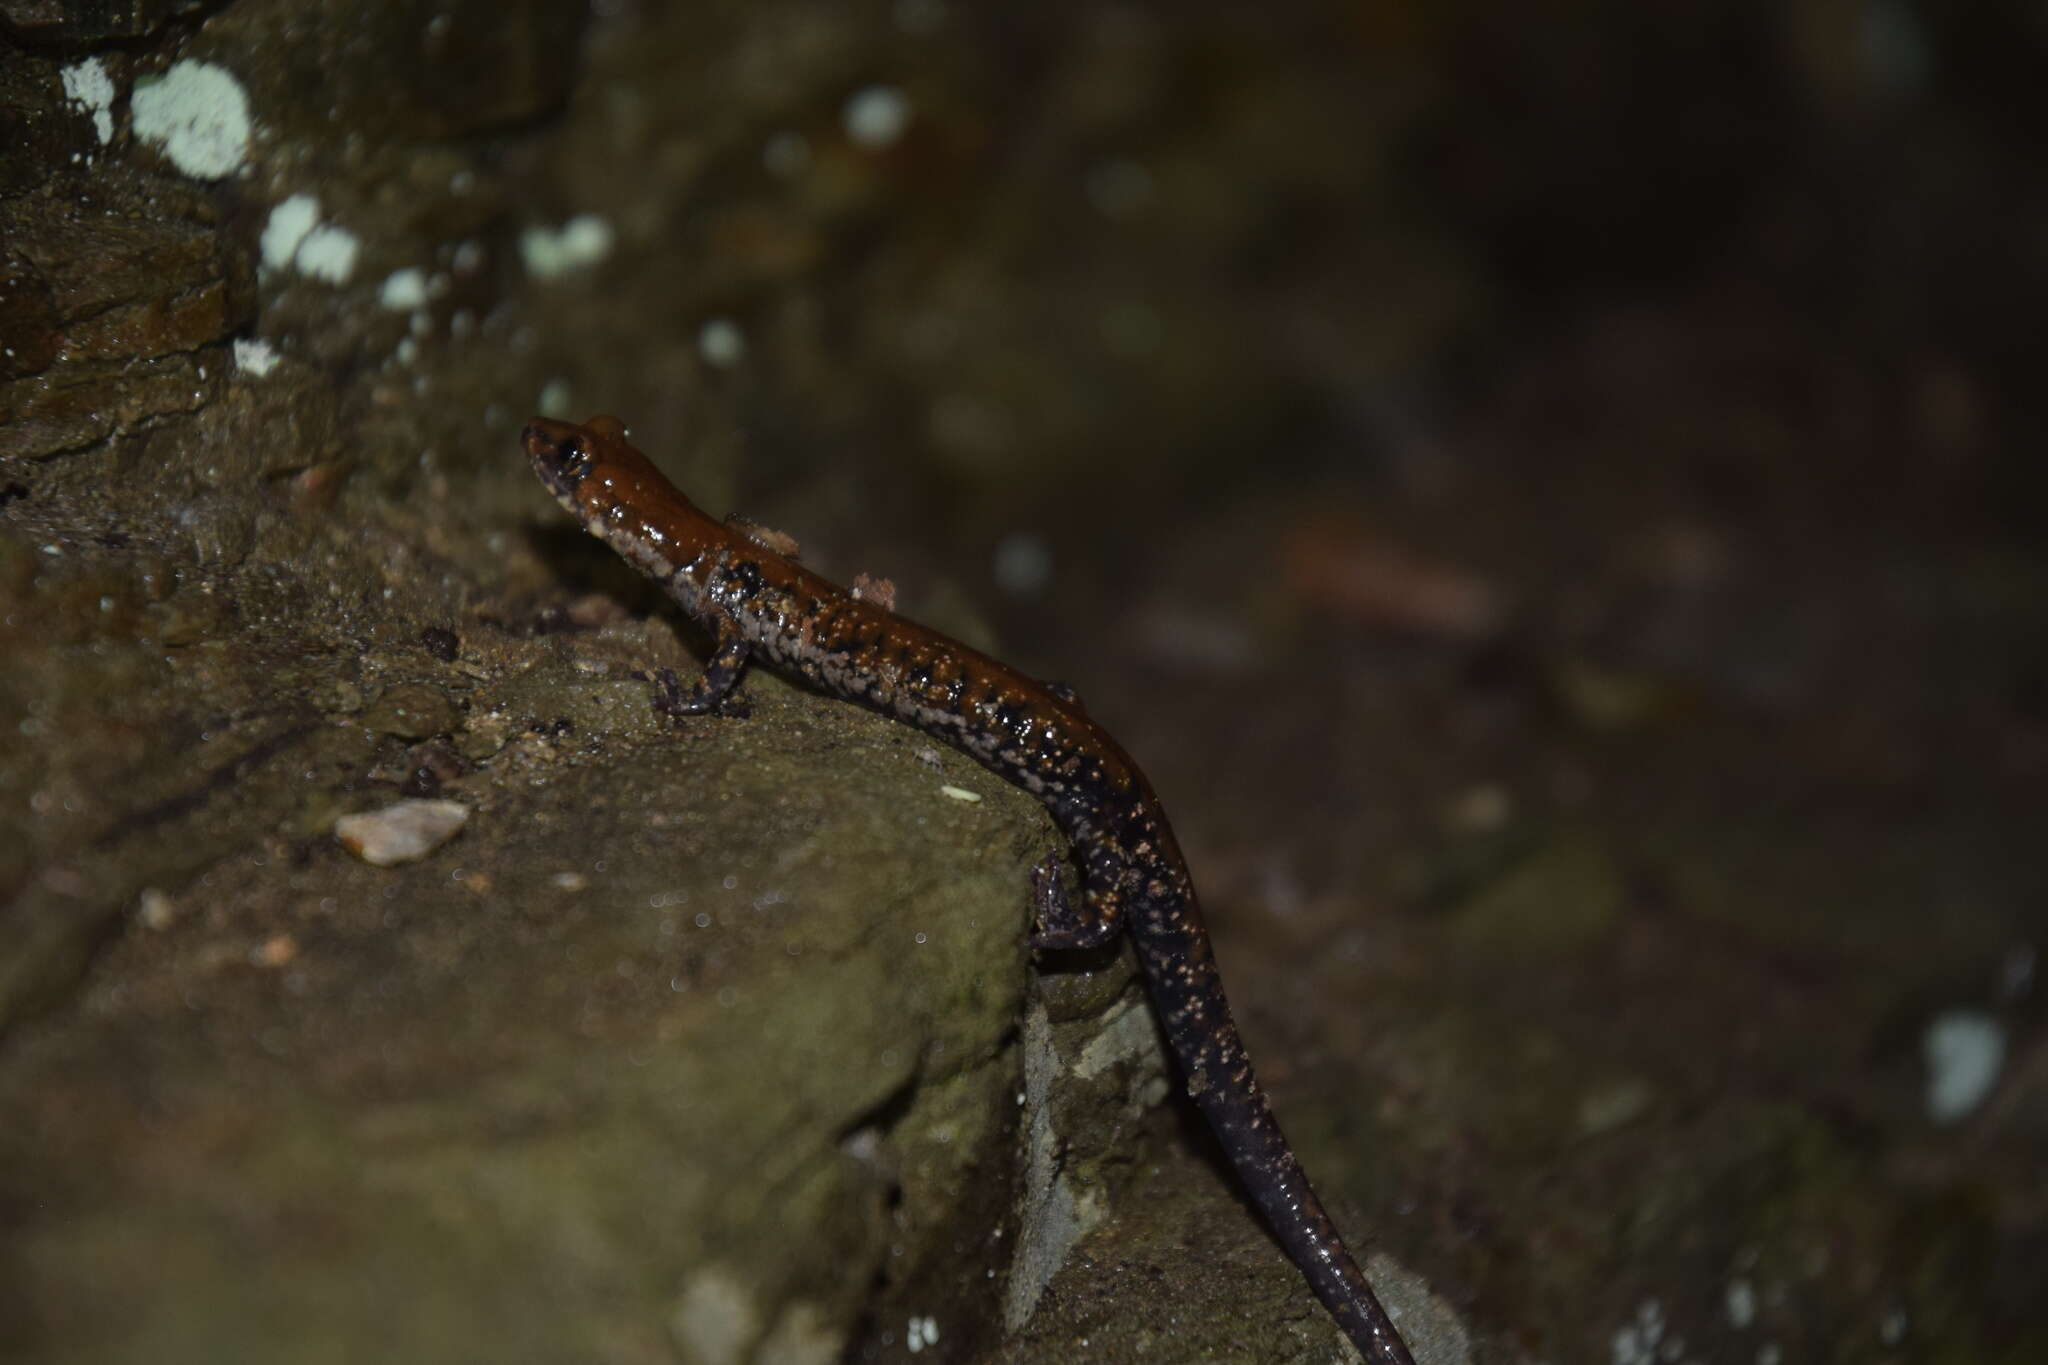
[522,414,702,542]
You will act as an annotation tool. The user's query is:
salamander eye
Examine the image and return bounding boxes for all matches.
[559,436,589,470]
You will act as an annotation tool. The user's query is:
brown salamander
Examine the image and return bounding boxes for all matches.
[523,414,1416,1364]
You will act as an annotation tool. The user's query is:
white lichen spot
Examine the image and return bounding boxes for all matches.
[261,193,320,271]
[698,317,746,368]
[536,377,573,419]
[60,58,116,144]
[1923,1008,2004,1123]
[130,60,251,180]
[334,799,469,867]
[1725,1277,1757,1330]
[843,84,911,149]
[380,267,433,310]
[520,214,614,278]
[906,1315,940,1353]
[1612,1300,1665,1365]
[295,223,360,284]
[938,785,981,803]
[232,337,279,376]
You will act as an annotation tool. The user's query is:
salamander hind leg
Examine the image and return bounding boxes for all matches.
[1028,849,1123,950]
[643,617,754,719]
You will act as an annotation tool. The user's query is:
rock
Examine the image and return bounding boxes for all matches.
[0,0,203,42]
[0,166,251,460]
[360,682,462,741]
[2,700,1039,1361]
[333,798,470,866]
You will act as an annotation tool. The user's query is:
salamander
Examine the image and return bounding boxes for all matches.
[523,413,1417,1365]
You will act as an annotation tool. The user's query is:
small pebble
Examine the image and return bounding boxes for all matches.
[251,933,298,968]
[137,887,179,930]
[335,799,470,866]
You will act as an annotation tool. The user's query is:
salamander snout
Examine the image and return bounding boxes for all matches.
[522,418,573,462]
[523,417,597,495]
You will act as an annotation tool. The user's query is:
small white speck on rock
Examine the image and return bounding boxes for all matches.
[698,317,746,367]
[60,58,116,144]
[232,339,280,378]
[1725,1277,1756,1329]
[1923,1008,2005,1123]
[844,85,911,149]
[906,1314,940,1352]
[380,267,433,310]
[295,223,360,285]
[261,194,321,271]
[520,214,614,278]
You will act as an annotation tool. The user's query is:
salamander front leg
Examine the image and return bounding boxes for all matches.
[644,617,753,719]
[1028,849,1122,951]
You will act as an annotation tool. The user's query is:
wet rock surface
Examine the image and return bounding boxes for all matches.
[0,165,252,459]
[0,674,1040,1363]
